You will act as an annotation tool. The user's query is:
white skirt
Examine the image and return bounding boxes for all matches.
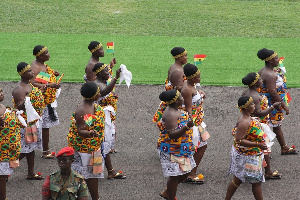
[41,106,59,129]
[158,150,196,177]
[0,162,13,175]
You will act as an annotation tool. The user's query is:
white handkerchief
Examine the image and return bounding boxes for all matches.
[103,106,116,141]
[24,97,40,123]
[51,88,62,108]
[78,152,92,166]
[16,110,27,127]
[119,64,132,88]
[192,126,200,147]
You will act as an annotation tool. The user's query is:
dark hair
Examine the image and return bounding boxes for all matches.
[257,48,275,61]
[238,96,251,108]
[80,82,99,99]
[92,62,106,73]
[242,72,257,86]
[159,89,178,102]
[88,41,100,51]
[184,63,198,77]
[33,45,45,56]
[170,47,185,57]
[17,62,29,73]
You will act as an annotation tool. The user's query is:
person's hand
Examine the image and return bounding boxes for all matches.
[40,85,48,93]
[186,119,194,128]
[110,58,117,68]
[54,71,60,76]
[272,102,281,110]
[258,142,268,150]
[89,130,99,137]
[49,83,61,89]
[115,68,122,79]
[199,90,206,99]
[283,106,290,115]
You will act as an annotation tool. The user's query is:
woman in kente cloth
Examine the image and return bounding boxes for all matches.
[225,96,267,200]
[31,45,60,159]
[242,72,282,180]
[0,87,22,200]
[181,63,208,184]
[12,62,46,180]
[92,63,126,180]
[157,89,195,200]
[153,47,188,123]
[84,41,117,82]
[67,82,105,200]
[257,48,297,155]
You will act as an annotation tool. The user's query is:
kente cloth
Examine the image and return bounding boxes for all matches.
[41,169,89,200]
[157,111,195,157]
[228,145,265,183]
[41,106,59,128]
[258,95,270,124]
[259,72,287,126]
[232,117,265,156]
[13,84,45,126]
[158,150,196,177]
[0,108,22,162]
[71,151,104,179]
[183,91,204,126]
[20,118,43,153]
[67,104,105,153]
[35,64,57,105]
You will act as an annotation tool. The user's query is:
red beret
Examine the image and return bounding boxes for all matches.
[56,147,74,157]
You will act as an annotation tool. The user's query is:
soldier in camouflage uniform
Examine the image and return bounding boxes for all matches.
[42,147,89,200]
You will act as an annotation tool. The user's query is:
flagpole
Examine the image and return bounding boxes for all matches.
[113,41,115,58]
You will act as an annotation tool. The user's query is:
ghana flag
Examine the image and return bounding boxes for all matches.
[194,54,207,66]
[35,71,50,84]
[106,42,114,53]
[283,92,291,106]
[279,57,284,67]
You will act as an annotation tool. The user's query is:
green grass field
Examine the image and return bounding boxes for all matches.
[1,0,299,87]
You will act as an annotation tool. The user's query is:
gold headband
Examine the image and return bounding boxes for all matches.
[238,96,253,109]
[248,73,260,87]
[186,69,200,80]
[264,52,277,61]
[173,50,187,59]
[83,87,100,100]
[35,46,47,57]
[94,64,107,74]
[90,43,103,53]
[166,90,180,105]
[18,65,31,75]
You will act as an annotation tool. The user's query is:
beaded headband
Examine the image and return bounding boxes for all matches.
[186,69,200,80]
[166,90,180,105]
[173,50,187,59]
[90,43,103,53]
[34,46,48,57]
[83,87,100,100]
[18,65,31,75]
[94,64,107,74]
[264,52,277,61]
[238,96,253,109]
[248,73,260,87]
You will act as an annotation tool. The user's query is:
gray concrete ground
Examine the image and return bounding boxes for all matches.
[1,82,299,200]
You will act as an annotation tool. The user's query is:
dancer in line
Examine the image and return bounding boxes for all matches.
[242,72,282,179]
[257,48,297,155]
[12,62,46,180]
[157,89,195,200]
[92,63,126,179]
[225,96,267,200]
[0,87,22,199]
[181,63,207,184]
[84,41,116,82]
[67,82,105,200]
[31,45,60,159]
[153,47,188,122]
[42,147,88,200]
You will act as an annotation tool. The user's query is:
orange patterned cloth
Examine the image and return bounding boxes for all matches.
[37,64,57,105]
[0,107,22,161]
[157,111,195,157]
[67,104,105,153]
[232,118,265,156]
